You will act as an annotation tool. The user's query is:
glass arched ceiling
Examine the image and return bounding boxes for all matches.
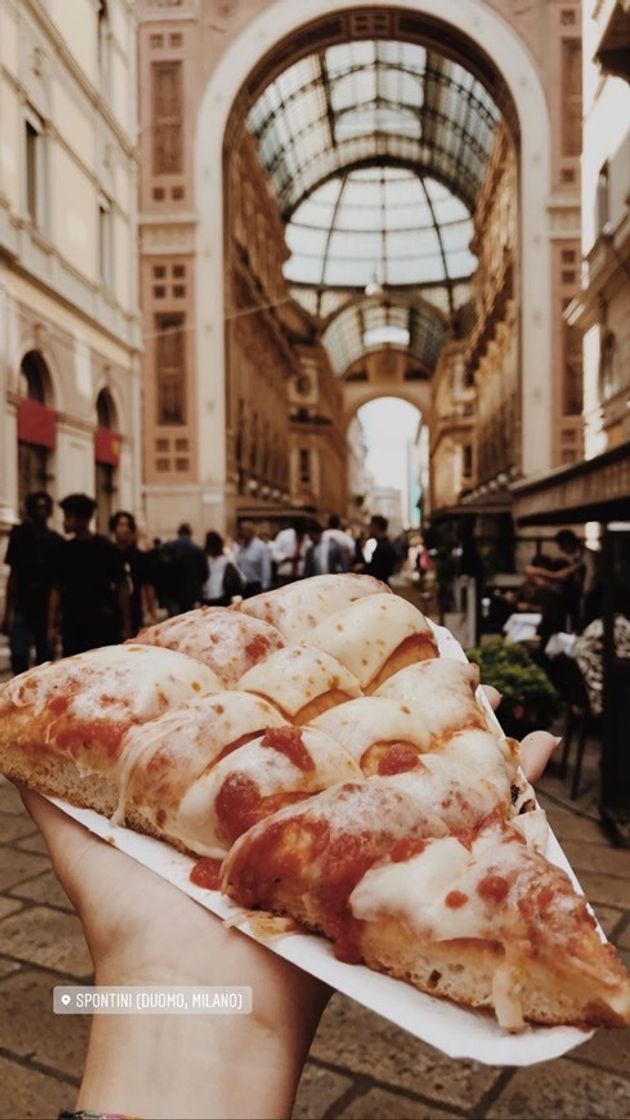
[322,298,446,376]
[247,39,501,219]
[284,166,475,290]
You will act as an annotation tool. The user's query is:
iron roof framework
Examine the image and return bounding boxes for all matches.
[246,37,502,373]
[322,297,447,375]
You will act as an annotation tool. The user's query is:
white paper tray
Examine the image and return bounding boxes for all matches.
[48,623,594,1066]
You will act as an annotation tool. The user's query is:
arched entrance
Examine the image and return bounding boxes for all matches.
[352,395,426,534]
[16,351,56,516]
[194,0,553,533]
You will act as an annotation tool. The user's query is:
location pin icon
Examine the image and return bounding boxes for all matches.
[61,994,71,1006]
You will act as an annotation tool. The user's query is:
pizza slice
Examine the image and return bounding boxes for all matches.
[350,816,630,1029]
[236,573,388,640]
[0,644,220,816]
[223,800,630,1028]
[134,608,284,686]
[221,732,519,949]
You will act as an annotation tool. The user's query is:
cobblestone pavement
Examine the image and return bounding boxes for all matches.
[0,737,629,1117]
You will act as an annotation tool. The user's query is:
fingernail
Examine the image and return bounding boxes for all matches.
[552,736,563,748]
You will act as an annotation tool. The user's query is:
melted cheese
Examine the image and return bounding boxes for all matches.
[237,645,361,716]
[303,594,434,687]
[117,690,288,820]
[237,574,388,641]
[168,727,361,856]
[6,644,220,723]
[349,823,533,941]
[383,740,511,828]
[311,696,434,762]
[374,660,486,739]
[135,608,284,686]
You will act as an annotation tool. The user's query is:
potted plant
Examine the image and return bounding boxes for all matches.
[466,638,559,738]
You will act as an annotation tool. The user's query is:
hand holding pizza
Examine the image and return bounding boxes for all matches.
[18,706,557,1120]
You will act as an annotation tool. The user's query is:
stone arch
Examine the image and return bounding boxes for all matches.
[194,0,553,526]
[15,332,63,411]
[344,383,432,431]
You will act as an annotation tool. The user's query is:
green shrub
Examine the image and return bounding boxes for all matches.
[466,638,559,725]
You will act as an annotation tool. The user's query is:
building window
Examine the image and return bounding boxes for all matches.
[599,331,619,400]
[98,197,113,288]
[95,388,118,532]
[24,109,45,228]
[563,323,583,415]
[152,61,183,175]
[17,351,55,515]
[561,39,582,157]
[299,448,311,484]
[597,163,610,233]
[156,313,186,424]
[97,0,111,94]
[462,444,473,480]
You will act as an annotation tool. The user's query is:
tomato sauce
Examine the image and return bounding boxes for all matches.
[260,726,314,772]
[445,890,469,908]
[477,874,510,904]
[377,741,421,776]
[190,857,223,890]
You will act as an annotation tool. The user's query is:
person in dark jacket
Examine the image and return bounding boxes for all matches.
[48,493,131,657]
[365,515,398,585]
[163,523,209,616]
[1,491,63,674]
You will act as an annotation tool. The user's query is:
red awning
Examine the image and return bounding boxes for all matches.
[94,427,121,466]
[17,399,56,449]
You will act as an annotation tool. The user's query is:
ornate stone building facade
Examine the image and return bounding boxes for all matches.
[135,0,586,542]
[512,0,630,530]
[0,0,141,537]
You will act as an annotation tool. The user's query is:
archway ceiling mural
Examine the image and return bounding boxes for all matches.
[322,296,446,376]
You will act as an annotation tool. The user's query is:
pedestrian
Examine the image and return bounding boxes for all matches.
[1,491,63,674]
[364,514,398,585]
[201,531,243,606]
[323,514,355,567]
[272,518,310,585]
[110,511,158,635]
[304,521,347,576]
[163,523,209,616]
[145,536,168,610]
[234,521,272,598]
[48,493,131,657]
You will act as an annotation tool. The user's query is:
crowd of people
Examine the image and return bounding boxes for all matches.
[0,493,404,676]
